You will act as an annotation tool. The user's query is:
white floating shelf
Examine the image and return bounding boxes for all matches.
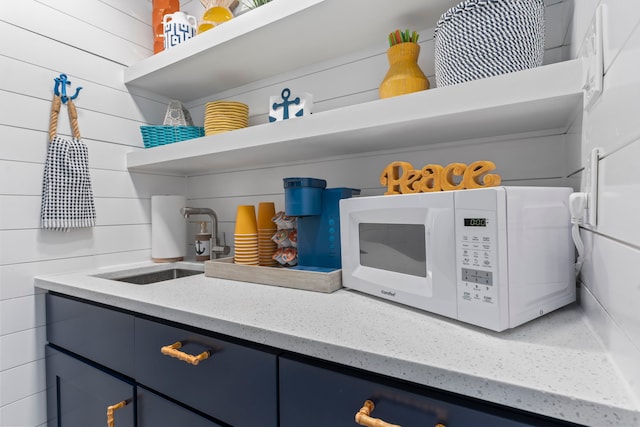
[127,60,585,176]
[124,0,459,101]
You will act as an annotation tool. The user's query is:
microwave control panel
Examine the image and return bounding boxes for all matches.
[454,206,503,329]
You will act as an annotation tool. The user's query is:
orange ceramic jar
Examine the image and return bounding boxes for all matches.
[152,0,179,53]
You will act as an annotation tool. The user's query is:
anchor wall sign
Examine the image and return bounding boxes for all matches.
[269,88,313,122]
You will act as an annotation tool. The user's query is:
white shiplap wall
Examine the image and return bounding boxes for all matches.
[182,0,575,258]
[0,1,184,425]
[569,1,640,404]
[0,1,590,426]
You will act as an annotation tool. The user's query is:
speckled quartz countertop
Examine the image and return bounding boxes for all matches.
[35,261,639,426]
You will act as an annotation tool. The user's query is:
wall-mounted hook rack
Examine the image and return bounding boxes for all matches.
[53,73,82,103]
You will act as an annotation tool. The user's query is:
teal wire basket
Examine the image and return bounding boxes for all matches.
[140,126,205,148]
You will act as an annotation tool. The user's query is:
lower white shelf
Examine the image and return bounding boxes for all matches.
[126,59,585,176]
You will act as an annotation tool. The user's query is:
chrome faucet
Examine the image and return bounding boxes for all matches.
[180,207,230,259]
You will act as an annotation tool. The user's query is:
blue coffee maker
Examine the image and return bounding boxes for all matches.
[283,177,360,271]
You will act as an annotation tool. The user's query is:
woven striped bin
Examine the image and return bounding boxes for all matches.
[434,0,545,87]
[140,126,204,148]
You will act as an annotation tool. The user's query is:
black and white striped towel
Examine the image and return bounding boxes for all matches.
[41,100,96,231]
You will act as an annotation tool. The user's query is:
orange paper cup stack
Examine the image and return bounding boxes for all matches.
[234,205,258,265]
[204,101,249,136]
[257,202,278,267]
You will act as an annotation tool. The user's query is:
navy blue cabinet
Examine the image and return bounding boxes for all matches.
[137,387,223,427]
[46,346,134,427]
[279,355,578,427]
[46,293,135,377]
[46,292,577,427]
[135,317,278,427]
[46,293,278,426]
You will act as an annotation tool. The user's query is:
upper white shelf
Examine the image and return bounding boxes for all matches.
[124,0,459,101]
[127,59,585,176]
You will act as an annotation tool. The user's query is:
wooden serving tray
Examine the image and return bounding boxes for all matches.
[204,257,342,293]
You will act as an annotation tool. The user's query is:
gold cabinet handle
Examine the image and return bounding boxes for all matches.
[355,400,401,427]
[161,341,210,366]
[106,400,127,427]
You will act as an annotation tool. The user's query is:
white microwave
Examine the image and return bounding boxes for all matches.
[339,187,576,331]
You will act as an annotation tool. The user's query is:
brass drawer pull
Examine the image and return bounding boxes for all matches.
[355,400,401,427]
[106,400,127,427]
[161,341,210,366]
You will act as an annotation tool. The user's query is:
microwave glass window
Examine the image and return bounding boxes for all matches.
[358,223,426,277]
[464,218,487,227]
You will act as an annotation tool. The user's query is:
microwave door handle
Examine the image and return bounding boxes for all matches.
[426,227,432,281]
[425,213,436,282]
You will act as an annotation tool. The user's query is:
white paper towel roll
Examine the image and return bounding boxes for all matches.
[151,195,186,262]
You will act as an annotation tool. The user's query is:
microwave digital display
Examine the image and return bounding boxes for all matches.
[358,223,426,277]
[464,218,487,227]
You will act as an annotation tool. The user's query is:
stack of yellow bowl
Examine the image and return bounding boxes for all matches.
[257,202,278,267]
[197,6,234,34]
[205,101,249,135]
[234,205,258,265]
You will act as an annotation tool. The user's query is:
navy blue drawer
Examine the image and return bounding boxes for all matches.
[135,317,278,427]
[280,356,577,427]
[46,293,135,377]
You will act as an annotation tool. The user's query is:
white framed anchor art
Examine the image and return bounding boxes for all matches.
[269,88,313,122]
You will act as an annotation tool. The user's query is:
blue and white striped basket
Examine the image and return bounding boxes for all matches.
[434,0,545,87]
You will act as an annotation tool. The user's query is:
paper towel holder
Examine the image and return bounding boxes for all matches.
[151,195,187,263]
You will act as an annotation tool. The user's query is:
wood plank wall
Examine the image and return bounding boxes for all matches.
[0,1,182,424]
[568,0,640,404]
[181,0,574,268]
[0,1,582,425]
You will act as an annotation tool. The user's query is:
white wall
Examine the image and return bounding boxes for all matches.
[0,1,582,426]
[182,0,575,259]
[568,1,640,404]
[0,1,185,425]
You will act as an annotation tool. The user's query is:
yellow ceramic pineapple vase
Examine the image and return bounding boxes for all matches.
[379,42,429,99]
